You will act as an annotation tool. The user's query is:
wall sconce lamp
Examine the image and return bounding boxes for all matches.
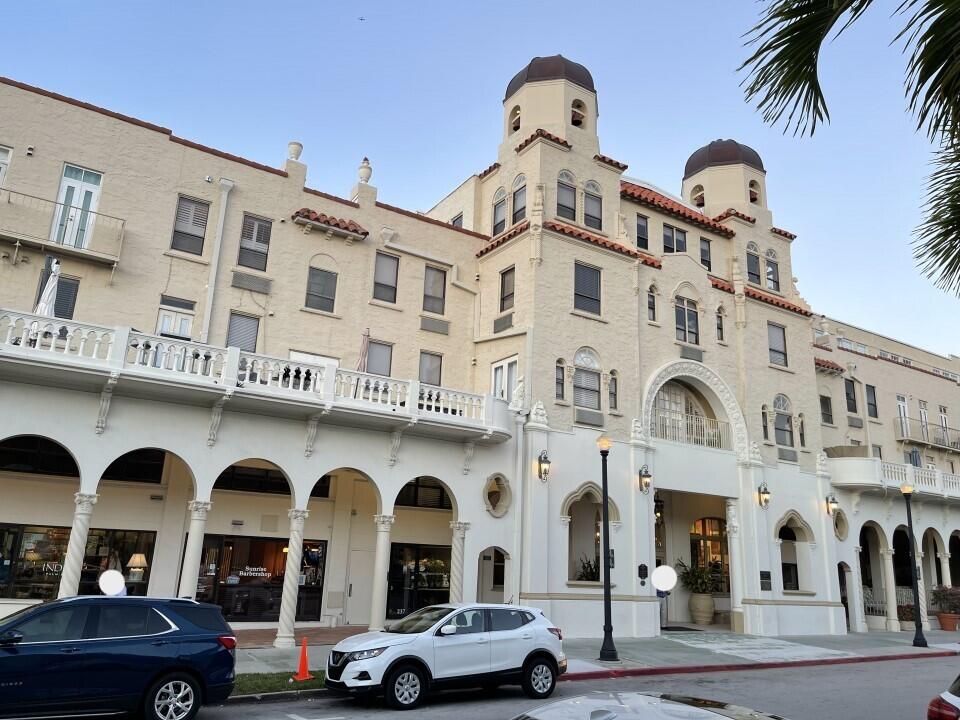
[826,494,839,516]
[638,465,652,494]
[537,450,551,482]
[758,481,771,509]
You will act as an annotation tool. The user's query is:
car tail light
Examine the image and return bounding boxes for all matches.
[218,635,237,650]
[548,627,562,641]
[929,696,960,720]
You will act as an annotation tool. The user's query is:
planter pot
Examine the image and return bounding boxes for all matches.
[937,612,960,631]
[689,593,715,625]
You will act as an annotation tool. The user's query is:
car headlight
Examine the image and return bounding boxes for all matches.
[347,647,387,662]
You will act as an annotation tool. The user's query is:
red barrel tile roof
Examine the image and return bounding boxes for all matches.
[621,181,735,237]
[291,208,368,236]
[515,129,572,153]
[594,154,628,171]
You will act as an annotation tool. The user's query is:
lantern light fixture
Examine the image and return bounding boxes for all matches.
[638,465,652,494]
[826,494,839,516]
[537,450,551,482]
[758,481,771,509]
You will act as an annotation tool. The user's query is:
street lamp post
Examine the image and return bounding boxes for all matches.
[900,480,928,648]
[596,435,618,662]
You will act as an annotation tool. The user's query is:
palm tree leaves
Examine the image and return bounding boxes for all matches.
[741,0,960,292]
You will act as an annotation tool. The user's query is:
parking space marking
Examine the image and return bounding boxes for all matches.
[285,714,345,720]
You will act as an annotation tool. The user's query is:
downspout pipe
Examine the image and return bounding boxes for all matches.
[200,178,235,343]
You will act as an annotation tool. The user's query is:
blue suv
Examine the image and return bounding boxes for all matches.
[0,596,236,720]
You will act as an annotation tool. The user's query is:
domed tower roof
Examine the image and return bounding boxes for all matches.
[505,55,595,101]
[683,139,765,179]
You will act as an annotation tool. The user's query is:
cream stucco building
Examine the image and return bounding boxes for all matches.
[2,56,959,643]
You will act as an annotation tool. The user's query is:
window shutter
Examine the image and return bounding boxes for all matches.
[575,263,600,296]
[306,268,337,311]
[175,198,209,235]
[573,368,601,409]
[55,277,80,320]
[226,313,259,352]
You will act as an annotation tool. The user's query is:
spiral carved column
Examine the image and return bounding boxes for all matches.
[275,508,309,648]
[58,493,98,598]
[448,521,470,603]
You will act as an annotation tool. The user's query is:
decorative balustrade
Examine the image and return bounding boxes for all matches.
[0,308,500,433]
[834,457,960,500]
[650,408,732,450]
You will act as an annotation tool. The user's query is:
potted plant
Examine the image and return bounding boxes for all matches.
[932,585,960,630]
[676,559,721,625]
[575,555,600,582]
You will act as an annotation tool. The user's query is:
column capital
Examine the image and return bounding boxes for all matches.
[943,552,952,560]
[374,514,396,532]
[450,521,471,538]
[288,508,310,523]
[880,548,896,558]
[74,493,98,515]
[187,500,213,518]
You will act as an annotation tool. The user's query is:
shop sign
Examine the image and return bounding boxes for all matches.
[238,565,271,579]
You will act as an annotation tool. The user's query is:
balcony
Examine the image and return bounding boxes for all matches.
[0,189,125,268]
[650,408,732,450]
[894,416,960,453]
[828,456,960,501]
[0,308,511,443]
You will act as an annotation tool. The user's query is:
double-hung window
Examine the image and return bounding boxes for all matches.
[768,323,788,366]
[647,291,656,321]
[555,362,565,400]
[499,267,515,312]
[306,267,338,313]
[373,252,399,303]
[557,180,576,221]
[419,351,442,386]
[423,266,446,314]
[866,384,878,419]
[845,378,857,413]
[584,191,602,230]
[766,253,780,292]
[367,340,393,376]
[663,225,686,253]
[774,394,793,447]
[716,311,724,341]
[700,238,712,270]
[608,373,618,410]
[746,244,761,284]
[238,214,272,271]
[573,367,601,410]
[226,312,259,352]
[574,262,601,315]
[0,146,10,188]
[512,181,526,224]
[636,214,649,250]
[675,297,699,344]
[820,395,834,424]
[493,193,507,235]
[492,356,518,400]
[171,196,209,255]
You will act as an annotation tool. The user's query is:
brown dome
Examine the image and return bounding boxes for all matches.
[684,139,765,179]
[505,55,595,101]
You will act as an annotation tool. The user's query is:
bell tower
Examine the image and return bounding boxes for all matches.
[681,139,770,226]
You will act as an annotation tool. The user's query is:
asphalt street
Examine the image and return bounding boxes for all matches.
[200,657,960,719]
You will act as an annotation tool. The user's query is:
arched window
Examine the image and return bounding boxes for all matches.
[716,307,725,342]
[573,347,601,410]
[555,359,566,400]
[765,248,780,292]
[557,171,576,221]
[761,404,770,441]
[647,285,657,322]
[608,370,619,410]
[571,99,586,128]
[492,188,506,235]
[564,484,619,581]
[776,512,814,592]
[584,181,602,230]
[512,175,527,224]
[798,412,806,447]
[691,184,705,208]
[509,105,521,134]
[690,517,729,592]
[749,180,760,204]
[746,242,761,285]
[773,394,793,447]
[675,297,699,345]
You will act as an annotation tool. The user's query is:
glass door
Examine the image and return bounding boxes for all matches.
[0,525,22,598]
[50,164,102,249]
[386,543,451,620]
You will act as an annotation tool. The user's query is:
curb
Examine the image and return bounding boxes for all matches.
[559,649,960,682]
[227,688,328,704]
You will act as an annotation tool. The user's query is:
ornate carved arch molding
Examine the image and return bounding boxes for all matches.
[560,481,621,523]
[774,509,816,543]
[640,360,750,462]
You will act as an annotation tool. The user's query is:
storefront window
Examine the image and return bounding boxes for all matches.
[689,517,729,593]
[194,535,326,622]
[79,529,156,596]
[387,543,451,620]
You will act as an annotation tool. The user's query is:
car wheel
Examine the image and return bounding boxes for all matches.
[385,664,427,710]
[143,672,201,720]
[521,657,555,699]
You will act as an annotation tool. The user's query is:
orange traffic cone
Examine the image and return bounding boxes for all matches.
[291,637,315,682]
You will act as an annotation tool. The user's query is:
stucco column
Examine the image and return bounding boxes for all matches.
[177,500,212,599]
[368,514,395,631]
[941,552,953,588]
[58,493,98,598]
[448,521,470,603]
[880,549,901,631]
[725,499,744,628]
[274,509,309,648]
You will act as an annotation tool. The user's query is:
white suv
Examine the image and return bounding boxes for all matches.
[325,603,566,710]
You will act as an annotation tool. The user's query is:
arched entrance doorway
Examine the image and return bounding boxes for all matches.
[838,562,853,630]
[477,546,509,603]
[859,522,894,630]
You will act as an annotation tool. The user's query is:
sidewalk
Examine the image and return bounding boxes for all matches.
[234,626,960,676]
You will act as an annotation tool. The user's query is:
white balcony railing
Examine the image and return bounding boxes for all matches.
[651,408,732,450]
[894,416,960,452]
[0,309,498,434]
[831,456,960,500]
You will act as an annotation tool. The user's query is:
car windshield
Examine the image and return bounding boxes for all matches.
[384,606,453,634]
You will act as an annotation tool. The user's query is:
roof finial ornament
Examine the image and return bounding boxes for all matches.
[287,140,303,161]
[358,157,372,184]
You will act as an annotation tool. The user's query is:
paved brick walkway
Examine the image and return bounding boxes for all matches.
[235,625,366,648]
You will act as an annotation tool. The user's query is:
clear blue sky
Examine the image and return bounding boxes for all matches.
[5,1,958,356]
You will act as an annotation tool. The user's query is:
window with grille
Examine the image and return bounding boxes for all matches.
[238,214,272,271]
[663,225,686,253]
[768,323,787,366]
[499,267,515,312]
[423,266,446,315]
[171,197,209,255]
[636,214,649,250]
[675,297,698,344]
[306,268,337,313]
[374,252,399,303]
[574,262,601,315]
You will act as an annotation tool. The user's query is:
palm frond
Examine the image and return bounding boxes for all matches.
[739,0,876,136]
[914,143,960,292]
[898,0,960,140]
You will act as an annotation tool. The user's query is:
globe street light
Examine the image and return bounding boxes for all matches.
[899,480,928,648]
[596,434,618,662]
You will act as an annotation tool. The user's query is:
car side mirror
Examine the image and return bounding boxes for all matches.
[0,630,23,646]
[439,624,456,636]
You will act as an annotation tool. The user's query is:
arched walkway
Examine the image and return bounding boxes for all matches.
[859,522,899,631]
